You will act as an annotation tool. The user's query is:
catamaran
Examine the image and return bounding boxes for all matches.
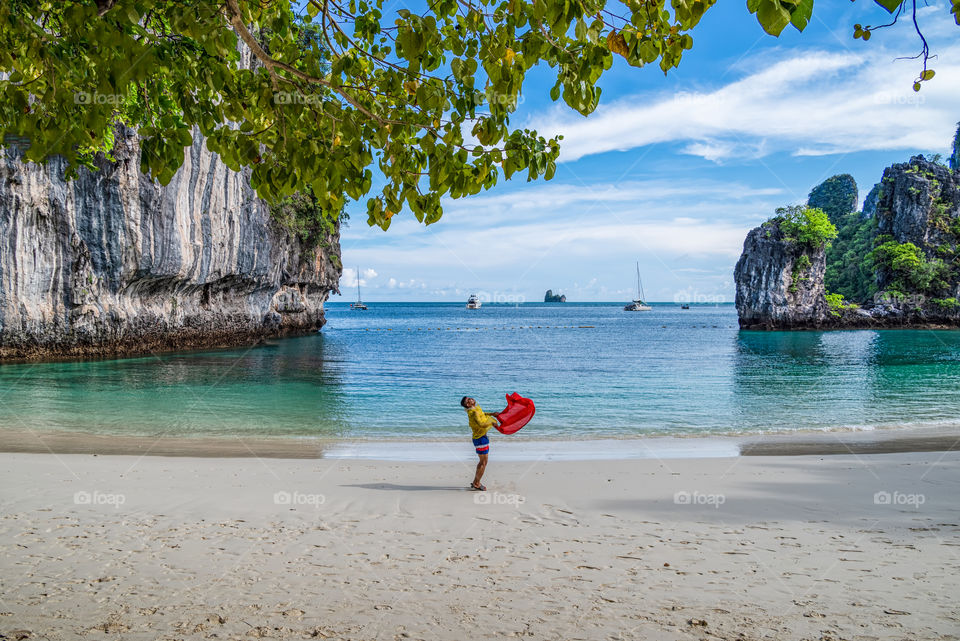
[350,268,368,310]
[624,262,652,311]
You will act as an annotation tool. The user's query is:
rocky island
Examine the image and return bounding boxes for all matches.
[0,129,341,360]
[544,289,567,303]
[735,127,960,330]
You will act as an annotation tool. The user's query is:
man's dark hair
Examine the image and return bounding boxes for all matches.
[460,396,470,408]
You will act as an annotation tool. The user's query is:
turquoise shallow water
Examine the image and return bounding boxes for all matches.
[1,302,959,440]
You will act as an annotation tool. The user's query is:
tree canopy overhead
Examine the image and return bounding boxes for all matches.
[0,0,955,231]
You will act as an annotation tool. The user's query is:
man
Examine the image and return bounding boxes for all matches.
[461,396,499,491]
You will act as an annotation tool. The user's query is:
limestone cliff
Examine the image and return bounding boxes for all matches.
[734,220,828,330]
[735,155,960,330]
[0,128,341,360]
[875,156,960,251]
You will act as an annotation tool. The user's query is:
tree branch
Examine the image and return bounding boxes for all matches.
[224,0,386,123]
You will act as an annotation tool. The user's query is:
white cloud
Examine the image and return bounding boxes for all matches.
[336,12,960,302]
[340,267,377,288]
[532,44,960,163]
[441,179,783,218]
[339,178,786,245]
[382,277,426,289]
[348,217,749,268]
[338,174,784,299]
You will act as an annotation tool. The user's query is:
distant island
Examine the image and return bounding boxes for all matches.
[544,289,567,303]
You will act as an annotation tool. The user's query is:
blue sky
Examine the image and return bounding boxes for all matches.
[335,1,960,303]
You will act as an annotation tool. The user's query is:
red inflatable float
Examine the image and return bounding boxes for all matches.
[494,393,536,435]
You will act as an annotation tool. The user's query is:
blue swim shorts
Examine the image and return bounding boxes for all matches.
[472,435,489,455]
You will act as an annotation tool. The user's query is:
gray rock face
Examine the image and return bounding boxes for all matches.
[734,221,827,329]
[875,155,960,252]
[861,182,881,220]
[0,128,341,360]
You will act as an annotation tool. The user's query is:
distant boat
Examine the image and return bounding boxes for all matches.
[350,267,368,310]
[680,304,690,310]
[466,293,482,309]
[624,262,652,311]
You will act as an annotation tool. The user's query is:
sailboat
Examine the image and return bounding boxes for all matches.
[350,267,368,310]
[624,262,652,311]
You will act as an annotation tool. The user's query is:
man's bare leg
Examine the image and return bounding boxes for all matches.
[472,453,488,490]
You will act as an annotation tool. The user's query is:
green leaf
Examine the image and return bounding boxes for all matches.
[788,0,813,31]
[755,0,792,36]
[0,0,948,233]
[873,0,904,13]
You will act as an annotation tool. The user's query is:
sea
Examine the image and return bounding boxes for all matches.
[2,302,960,448]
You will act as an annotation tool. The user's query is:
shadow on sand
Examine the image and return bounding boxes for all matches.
[341,483,471,492]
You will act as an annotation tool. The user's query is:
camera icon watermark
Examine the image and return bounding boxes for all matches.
[873,291,925,306]
[474,491,525,507]
[672,91,726,108]
[74,92,125,106]
[874,491,925,508]
[274,490,326,507]
[674,290,726,305]
[873,92,925,107]
[486,91,525,109]
[477,290,526,305]
[74,490,126,509]
[674,490,725,509]
[273,92,323,106]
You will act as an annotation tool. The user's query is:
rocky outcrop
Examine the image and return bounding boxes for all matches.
[734,221,828,329]
[875,156,960,248]
[0,128,341,360]
[861,182,881,220]
[544,289,566,303]
[736,155,960,330]
[807,173,857,224]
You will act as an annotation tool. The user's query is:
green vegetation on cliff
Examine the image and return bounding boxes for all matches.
[807,174,858,224]
[269,189,346,262]
[774,206,838,249]
[825,292,858,317]
[867,238,952,298]
[768,205,837,295]
[824,213,878,302]
[784,150,960,311]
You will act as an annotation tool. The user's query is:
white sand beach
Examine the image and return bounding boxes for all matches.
[1,449,958,640]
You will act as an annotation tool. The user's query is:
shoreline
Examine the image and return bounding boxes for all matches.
[0,326,323,364]
[1,424,957,460]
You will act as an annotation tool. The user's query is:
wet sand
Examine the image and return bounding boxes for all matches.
[0,424,957,460]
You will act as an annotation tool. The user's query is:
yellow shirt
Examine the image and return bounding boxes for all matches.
[467,405,497,439]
